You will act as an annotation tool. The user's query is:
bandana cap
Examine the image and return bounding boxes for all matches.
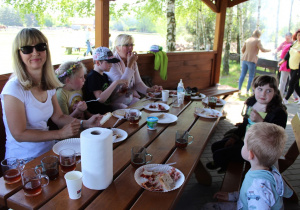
[93,47,120,63]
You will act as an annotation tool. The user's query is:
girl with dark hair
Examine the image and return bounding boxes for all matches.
[206,75,287,173]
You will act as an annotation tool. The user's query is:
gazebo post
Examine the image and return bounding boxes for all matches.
[95,0,110,48]
[212,0,228,84]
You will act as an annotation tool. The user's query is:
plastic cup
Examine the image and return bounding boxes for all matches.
[162,90,169,102]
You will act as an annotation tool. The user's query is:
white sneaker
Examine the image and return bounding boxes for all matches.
[297,100,300,105]
[283,98,289,105]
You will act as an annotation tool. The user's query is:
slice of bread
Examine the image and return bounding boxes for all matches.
[100,112,112,125]
[149,113,165,119]
[159,173,175,191]
[115,109,126,117]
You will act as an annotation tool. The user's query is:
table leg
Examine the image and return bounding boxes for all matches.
[194,160,212,186]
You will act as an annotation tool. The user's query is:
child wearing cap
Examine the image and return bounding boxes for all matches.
[203,122,293,210]
[83,47,127,115]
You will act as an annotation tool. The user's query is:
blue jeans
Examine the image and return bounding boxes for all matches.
[85,40,92,56]
[238,60,256,91]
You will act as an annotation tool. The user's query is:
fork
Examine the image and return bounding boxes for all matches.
[147,162,177,172]
[85,98,100,103]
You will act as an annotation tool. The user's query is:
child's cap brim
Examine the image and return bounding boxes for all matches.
[106,57,120,63]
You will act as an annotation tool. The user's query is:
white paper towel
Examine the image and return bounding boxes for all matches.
[80,127,113,190]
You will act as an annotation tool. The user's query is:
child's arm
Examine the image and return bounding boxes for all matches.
[94,79,127,103]
[70,101,87,119]
[213,191,239,202]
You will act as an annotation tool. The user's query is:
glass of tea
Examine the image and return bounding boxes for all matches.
[35,155,59,180]
[175,130,194,149]
[208,96,217,109]
[131,146,152,168]
[21,168,49,196]
[59,149,79,173]
[128,109,140,124]
[1,158,25,184]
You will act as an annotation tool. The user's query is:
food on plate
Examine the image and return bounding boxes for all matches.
[147,92,156,98]
[140,167,181,191]
[158,104,166,111]
[115,109,126,117]
[216,98,222,104]
[113,132,121,139]
[159,173,175,191]
[149,113,165,119]
[149,104,157,108]
[199,110,219,118]
[100,112,112,125]
[169,90,177,96]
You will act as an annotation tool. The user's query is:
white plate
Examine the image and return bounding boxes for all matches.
[157,113,178,124]
[52,138,80,155]
[202,98,226,106]
[144,103,170,112]
[195,108,222,119]
[112,109,142,119]
[191,93,206,100]
[169,90,177,97]
[111,128,128,143]
[134,164,185,192]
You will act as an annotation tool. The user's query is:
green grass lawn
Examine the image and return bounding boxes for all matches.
[219,60,276,102]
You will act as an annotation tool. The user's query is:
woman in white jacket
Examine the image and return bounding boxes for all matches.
[106,34,162,109]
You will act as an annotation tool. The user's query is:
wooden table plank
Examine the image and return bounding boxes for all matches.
[84,102,200,209]
[39,101,191,209]
[130,102,224,209]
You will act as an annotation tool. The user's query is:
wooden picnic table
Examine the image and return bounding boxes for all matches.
[0,86,238,210]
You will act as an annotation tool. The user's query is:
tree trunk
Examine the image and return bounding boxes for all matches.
[275,0,280,49]
[256,0,261,29]
[289,0,294,32]
[223,7,233,75]
[166,0,176,51]
[237,3,243,64]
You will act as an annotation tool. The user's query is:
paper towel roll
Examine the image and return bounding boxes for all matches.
[80,128,113,190]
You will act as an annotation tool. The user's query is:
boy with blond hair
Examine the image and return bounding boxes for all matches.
[203,122,293,210]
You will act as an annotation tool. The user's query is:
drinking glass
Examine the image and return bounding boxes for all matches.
[131,146,152,168]
[21,168,49,196]
[59,149,80,173]
[175,130,194,149]
[1,158,25,184]
[241,104,252,118]
[128,109,140,124]
[35,155,59,180]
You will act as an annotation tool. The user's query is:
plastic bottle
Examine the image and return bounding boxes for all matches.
[177,79,185,104]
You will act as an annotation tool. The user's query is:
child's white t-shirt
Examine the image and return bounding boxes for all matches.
[0,77,56,160]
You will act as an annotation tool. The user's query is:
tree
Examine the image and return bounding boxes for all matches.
[256,0,261,29]
[3,0,95,25]
[289,0,294,32]
[166,0,176,51]
[223,7,233,75]
[0,6,23,26]
[274,0,280,49]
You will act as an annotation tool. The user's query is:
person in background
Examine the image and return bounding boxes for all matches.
[202,123,292,210]
[206,75,287,174]
[274,32,293,55]
[277,43,299,102]
[238,30,271,95]
[279,29,300,105]
[56,61,93,119]
[83,46,127,114]
[106,34,162,109]
[0,28,102,161]
[84,27,92,57]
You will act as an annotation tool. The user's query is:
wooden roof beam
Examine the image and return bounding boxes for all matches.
[202,0,219,13]
[228,0,248,7]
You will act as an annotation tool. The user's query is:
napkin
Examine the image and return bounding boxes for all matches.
[80,128,113,190]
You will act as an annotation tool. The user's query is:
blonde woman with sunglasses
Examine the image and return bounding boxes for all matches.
[106,34,162,109]
[0,28,102,161]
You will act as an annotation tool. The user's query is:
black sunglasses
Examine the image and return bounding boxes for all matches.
[19,43,47,54]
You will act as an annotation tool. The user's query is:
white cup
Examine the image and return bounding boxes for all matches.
[178,92,185,104]
[162,90,169,102]
[64,171,83,200]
